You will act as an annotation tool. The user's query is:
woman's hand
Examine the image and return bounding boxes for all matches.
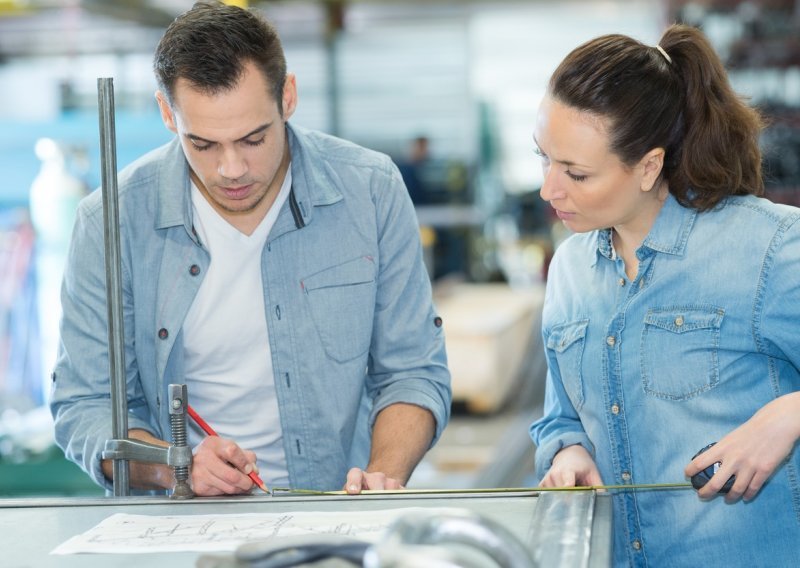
[685,392,800,502]
[540,444,604,487]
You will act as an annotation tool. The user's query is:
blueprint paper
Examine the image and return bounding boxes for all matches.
[51,507,455,555]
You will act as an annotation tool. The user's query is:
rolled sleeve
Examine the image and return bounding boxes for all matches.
[369,380,451,444]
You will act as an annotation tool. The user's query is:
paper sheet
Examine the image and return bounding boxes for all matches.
[51,507,452,555]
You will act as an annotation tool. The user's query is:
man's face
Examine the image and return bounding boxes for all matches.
[157,62,297,233]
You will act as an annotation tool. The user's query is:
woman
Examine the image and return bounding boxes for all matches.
[530,24,800,566]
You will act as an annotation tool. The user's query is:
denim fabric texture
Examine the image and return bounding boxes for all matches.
[50,123,451,492]
[531,193,800,566]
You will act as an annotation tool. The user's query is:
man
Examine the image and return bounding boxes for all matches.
[50,1,451,496]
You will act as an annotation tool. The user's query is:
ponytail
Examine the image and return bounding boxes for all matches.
[549,24,764,211]
[659,25,764,210]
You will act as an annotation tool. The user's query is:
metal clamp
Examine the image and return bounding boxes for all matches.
[102,384,194,499]
[97,78,193,500]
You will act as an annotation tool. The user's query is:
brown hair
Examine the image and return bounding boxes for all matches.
[153,1,287,114]
[549,24,764,211]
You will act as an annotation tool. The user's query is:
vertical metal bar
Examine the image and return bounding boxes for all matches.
[324,1,344,136]
[98,77,130,496]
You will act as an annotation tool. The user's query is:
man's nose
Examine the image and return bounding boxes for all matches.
[218,148,247,180]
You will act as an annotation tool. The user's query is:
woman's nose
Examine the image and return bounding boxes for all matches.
[539,166,561,202]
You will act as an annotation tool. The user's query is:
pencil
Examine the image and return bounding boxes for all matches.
[186,404,270,493]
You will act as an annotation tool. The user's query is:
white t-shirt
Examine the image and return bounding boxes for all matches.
[183,171,292,487]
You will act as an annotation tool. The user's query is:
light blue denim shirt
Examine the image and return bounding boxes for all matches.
[531,193,800,566]
[50,123,451,492]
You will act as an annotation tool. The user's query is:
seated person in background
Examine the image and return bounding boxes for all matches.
[530,24,800,566]
[50,0,451,497]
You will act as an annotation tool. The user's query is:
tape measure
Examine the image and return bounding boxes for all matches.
[271,482,693,497]
[272,442,730,497]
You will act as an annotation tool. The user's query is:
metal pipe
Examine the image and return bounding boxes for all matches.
[98,77,130,496]
[365,509,536,568]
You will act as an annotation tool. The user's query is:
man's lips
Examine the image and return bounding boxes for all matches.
[220,184,252,199]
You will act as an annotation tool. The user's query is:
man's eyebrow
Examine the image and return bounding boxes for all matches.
[186,123,271,144]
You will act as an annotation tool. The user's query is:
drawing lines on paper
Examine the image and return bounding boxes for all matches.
[51,507,456,555]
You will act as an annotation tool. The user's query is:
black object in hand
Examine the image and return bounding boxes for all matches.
[690,442,735,493]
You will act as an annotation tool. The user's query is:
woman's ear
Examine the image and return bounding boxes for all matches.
[640,148,665,192]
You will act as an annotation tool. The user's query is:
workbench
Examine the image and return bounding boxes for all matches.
[1,490,611,567]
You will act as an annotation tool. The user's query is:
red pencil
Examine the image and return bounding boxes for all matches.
[186,404,270,493]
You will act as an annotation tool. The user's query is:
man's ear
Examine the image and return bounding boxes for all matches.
[281,73,298,120]
[640,147,665,192]
[155,91,178,133]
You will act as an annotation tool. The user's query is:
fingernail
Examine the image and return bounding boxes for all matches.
[244,464,253,474]
[251,464,259,474]
[349,484,358,492]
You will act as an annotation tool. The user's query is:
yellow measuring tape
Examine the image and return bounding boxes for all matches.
[271,482,692,496]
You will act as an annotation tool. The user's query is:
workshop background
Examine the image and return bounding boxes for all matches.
[0,0,798,497]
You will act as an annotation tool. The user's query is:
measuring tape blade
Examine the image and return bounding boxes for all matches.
[271,482,693,497]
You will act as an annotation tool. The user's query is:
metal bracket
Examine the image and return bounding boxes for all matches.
[102,439,192,467]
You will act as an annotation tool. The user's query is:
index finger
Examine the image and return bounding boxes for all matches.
[685,442,722,477]
[344,467,365,494]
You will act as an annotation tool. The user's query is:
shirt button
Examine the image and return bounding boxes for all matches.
[632,539,642,551]
[618,278,625,287]
[621,471,631,482]
[675,315,684,326]
[158,328,168,340]
[611,403,620,415]
[638,279,644,289]
[606,336,616,347]
[189,264,201,276]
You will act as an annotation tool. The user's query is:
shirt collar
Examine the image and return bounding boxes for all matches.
[154,123,344,234]
[154,138,192,232]
[595,192,697,262]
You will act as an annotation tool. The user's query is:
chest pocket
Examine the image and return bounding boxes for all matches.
[641,306,724,400]
[302,256,377,363]
[546,319,589,411]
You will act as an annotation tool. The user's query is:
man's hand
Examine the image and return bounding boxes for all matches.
[190,435,260,496]
[540,444,604,488]
[101,429,174,491]
[685,392,800,503]
[342,403,435,495]
[343,467,405,494]
[101,428,260,496]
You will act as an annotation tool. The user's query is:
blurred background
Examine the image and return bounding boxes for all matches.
[0,0,798,496]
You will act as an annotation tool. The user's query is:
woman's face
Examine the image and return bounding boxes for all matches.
[533,95,663,236]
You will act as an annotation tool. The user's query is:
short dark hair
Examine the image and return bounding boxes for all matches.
[549,24,764,211]
[154,1,287,114]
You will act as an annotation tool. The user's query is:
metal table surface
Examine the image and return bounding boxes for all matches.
[1,490,612,567]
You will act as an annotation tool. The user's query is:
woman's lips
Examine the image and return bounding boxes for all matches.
[554,208,574,220]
